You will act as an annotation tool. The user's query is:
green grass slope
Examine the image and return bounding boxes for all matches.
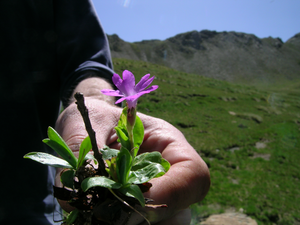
[113,58,300,225]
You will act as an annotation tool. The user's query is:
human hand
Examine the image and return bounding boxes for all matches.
[55,97,210,225]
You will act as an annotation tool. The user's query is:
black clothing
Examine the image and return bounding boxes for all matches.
[0,0,114,224]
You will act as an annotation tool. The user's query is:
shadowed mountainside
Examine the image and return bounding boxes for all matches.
[108,30,300,85]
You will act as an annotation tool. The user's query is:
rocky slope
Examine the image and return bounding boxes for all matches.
[107,30,300,84]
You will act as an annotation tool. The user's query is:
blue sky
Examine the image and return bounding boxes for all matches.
[92,0,300,43]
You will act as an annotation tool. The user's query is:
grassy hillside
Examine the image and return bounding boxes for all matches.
[113,58,300,225]
[108,31,300,85]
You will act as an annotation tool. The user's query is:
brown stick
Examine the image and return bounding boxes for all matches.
[74,92,107,176]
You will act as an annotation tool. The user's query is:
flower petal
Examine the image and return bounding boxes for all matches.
[120,70,136,96]
[142,85,159,94]
[101,70,158,108]
[101,89,124,97]
[135,74,150,91]
[112,74,123,90]
[138,76,155,91]
[125,85,159,105]
[115,97,127,105]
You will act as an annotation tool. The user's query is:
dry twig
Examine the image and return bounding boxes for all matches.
[74,92,107,176]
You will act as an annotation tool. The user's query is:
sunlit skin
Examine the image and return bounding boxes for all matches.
[55,77,210,225]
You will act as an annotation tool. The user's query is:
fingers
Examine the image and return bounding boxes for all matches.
[135,115,210,222]
[55,98,122,152]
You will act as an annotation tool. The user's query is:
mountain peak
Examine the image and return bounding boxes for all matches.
[107,30,300,84]
[286,32,300,46]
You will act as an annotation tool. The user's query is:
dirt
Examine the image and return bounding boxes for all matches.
[200,213,257,225]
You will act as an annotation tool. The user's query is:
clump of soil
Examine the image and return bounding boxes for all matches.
[55,162,146,225]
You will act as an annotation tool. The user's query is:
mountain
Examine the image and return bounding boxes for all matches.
[107,30,300,84]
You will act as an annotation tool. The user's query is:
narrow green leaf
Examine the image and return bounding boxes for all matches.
[128,163,166,184]
[100,145,119,160]
[132,115,144,157]
[61,170,75,188]
[120,184,145,207]
[47,126,72,153]
[66,209,79,225]
[118,107,128,130]
[77,136,92,168]
[81,176,122,191]
[43,127,77,169]
[116,147,132,185]
[115,127,131,151]
[24,152,73,169]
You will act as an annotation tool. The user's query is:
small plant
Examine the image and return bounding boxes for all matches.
[24,70,170,225]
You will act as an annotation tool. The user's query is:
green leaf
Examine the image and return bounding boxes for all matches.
[81,176,122,191]
[132,151,170,172]
[106,157,118,182]
[66,209,79,225]
[77,136,92,168]
[115,127,131,151]
[116,147,132,185]
[120,184,145,207]
[132,115,144,157]
[128,163,166,184]
[129,152,170,184]
[24,152,73,169]
[61,170,75,188]
[43,127,78,169]
[160,158,171,172]
[100,145,119,160]
[118,107,128,131]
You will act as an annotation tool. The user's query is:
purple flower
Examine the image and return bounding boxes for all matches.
[101,70,158,108]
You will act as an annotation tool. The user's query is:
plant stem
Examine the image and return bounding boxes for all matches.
[74,92,107,177]
[127,107,136,156]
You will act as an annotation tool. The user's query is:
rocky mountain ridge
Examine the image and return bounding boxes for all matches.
[107,30,300,84]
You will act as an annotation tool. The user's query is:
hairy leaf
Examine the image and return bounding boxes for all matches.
[132,115,144,157]
[116,147,132,185]
[77,136,92,168]
[120,184,145,207]
[100,145,119,160]
[24,152,73,169]
[66,209,79,225]
[128,163,166,184]
[115,127,131,151]
[81,176,122,191]
[61,170,75,188]
[132,151,170,172]
[43,127,77,169]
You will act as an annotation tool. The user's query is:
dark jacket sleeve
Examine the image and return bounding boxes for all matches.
[54,0,115,106]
